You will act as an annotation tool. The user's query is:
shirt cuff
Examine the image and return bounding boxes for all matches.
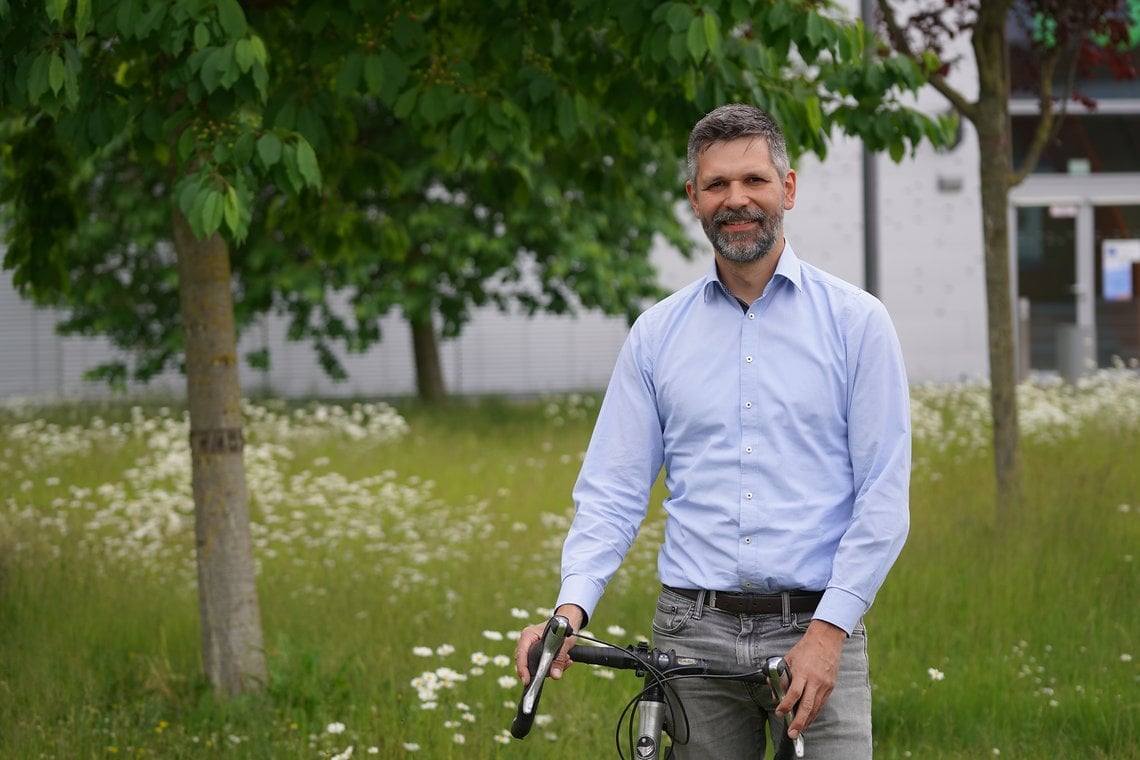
[812,587,868,635]
[555,574,605,629]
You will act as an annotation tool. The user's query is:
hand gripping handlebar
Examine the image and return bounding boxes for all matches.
[509,614,572,739]
[765,656,805,759]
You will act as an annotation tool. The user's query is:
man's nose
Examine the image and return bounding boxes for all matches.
[725,181,751,208]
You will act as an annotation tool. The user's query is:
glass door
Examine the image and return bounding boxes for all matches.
[1017,205,1078,370]
[1095,204,1140,366]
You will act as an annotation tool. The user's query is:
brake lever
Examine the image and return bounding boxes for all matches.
[510,614,572,739]
[765,656,805,758]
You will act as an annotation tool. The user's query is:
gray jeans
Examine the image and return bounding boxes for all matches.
[652,587,873,759]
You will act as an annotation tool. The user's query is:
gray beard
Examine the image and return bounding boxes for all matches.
[703,208,781,264]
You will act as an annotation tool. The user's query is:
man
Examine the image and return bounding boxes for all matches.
[515,103,910,758]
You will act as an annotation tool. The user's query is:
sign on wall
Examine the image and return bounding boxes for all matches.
[1102,239,1140,302]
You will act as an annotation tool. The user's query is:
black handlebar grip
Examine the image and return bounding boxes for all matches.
[567,644,641,669]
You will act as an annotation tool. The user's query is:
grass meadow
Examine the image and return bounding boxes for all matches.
[1,371,1138,759]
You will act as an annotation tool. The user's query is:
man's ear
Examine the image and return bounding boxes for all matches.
[783,169,797,210]
[685,181,699,215]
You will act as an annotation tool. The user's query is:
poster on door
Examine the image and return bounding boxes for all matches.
[1102,239,1140,302]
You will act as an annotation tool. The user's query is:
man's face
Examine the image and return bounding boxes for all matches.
[685,137,796,264]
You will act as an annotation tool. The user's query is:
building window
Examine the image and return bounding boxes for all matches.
[1010,112,1140,174]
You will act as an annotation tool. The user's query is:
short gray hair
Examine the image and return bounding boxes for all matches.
[686,104,790,185]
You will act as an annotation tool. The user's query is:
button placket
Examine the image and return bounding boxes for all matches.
[739,295,764,588]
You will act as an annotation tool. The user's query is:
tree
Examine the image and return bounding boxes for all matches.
[0,0,321,695]
[229,0,956,401]
[1,0,950,691]
[5,1,952,403]
[877,0,1137,515]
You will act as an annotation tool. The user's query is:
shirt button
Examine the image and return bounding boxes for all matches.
[745,402,752,409]
[745,356,753,363]
[744,537,752,544]
[744,581,753,588]
[748,313,755,319]
[745,492,753,500]
[745,446,753,453]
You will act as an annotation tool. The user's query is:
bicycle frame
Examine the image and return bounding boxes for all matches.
[512,615,805,759]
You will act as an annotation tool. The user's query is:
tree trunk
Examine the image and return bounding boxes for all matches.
[411,316,447,403]
[973,3,1022,516]
[172,210,267,695]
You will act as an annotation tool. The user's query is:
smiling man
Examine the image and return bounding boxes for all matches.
[517,104,911,759]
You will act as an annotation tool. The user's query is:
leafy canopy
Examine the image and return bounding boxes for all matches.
[1,0,952,385]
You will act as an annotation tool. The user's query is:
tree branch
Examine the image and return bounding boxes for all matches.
[1009,29,1092,186]
[876,0,977,122]
[1010,47,1058,185]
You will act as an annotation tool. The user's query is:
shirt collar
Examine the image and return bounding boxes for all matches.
[701,240,804,303]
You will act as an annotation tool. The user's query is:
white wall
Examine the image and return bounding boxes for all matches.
[236,304,631,399]
[0,270,636,401]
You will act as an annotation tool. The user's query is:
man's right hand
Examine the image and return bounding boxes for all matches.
[514,604,586,685]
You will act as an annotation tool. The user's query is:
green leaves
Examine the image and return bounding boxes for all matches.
[175,171,246,242]
[21,43,81,114]
[256,133,282,167]
[684,9,722,63]
[171,126,320,244]
[224,184,241,233]
[48,54,65,95]
[255,131,321,193]
[27,52,54,102]
[200,184,225,234]
[418,85,460,126]
[45,0,69,24]
[363,54,385,96]
[0,122,79,300]
[294,138,321,188]
[216,0,247,38]
[0,0,953,389]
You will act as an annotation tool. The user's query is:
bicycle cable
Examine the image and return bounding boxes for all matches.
[570,631,769,760]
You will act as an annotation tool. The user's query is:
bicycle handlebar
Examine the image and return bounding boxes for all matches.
[510,615,573,739]
[510,616,791,743]
[568,642,775,684]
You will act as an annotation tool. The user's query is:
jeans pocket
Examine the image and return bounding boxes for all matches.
[790,612,811,632]
[652,591,696,636]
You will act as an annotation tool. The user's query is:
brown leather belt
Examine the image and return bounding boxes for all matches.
[664,586,823,615]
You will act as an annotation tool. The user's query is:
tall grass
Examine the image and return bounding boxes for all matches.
[1,374,1137,759]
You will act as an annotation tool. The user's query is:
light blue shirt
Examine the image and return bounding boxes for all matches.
[556,243,911,635]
